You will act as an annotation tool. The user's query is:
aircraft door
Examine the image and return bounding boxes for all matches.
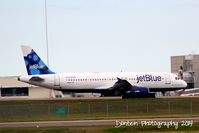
[165,74,171,84]
[54,75,60,86]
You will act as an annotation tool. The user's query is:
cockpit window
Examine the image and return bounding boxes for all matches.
[175,77,179,80]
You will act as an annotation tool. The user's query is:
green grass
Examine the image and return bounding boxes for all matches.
[0,98,199,122]
[1,123,199,133]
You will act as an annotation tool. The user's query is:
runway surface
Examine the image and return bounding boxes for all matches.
[0,117,199,128]
[1,96,199,101]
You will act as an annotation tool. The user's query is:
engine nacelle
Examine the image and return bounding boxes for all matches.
[131,87,149,94]
[122,87,155,98]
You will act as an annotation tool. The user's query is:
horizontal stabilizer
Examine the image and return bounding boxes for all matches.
[29,76,44,82]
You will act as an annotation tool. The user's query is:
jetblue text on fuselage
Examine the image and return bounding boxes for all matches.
[136,75,162,83]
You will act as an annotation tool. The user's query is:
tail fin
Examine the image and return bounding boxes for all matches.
[21,45,55,75]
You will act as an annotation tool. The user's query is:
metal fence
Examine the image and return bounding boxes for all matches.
[0,99,199,121]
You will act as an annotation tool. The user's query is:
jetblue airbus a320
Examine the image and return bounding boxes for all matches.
[18,45,187,98]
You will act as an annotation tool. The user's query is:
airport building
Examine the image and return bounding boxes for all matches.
[0,77,64,99]
[171,54,199,88]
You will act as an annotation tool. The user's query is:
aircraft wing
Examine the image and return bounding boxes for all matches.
[105,78,143,96]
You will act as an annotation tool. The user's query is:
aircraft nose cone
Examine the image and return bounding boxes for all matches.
[182,80,187,88]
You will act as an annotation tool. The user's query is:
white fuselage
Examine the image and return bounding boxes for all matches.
[19,72,187,92]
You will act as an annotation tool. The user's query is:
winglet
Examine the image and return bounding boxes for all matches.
[117,77,122,81]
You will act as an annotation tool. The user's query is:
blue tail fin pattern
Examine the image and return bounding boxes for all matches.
[21,45,55,75]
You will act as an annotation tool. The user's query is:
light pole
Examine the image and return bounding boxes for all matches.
[45,0,49,66]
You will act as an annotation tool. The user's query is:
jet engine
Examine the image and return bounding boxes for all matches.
[122,87,156,98]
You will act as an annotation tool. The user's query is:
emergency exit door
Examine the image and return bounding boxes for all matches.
[165,74,171,84]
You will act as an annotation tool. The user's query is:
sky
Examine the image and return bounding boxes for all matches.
[0,0,199,76]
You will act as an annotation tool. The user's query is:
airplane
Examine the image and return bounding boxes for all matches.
[18,45,187,98]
